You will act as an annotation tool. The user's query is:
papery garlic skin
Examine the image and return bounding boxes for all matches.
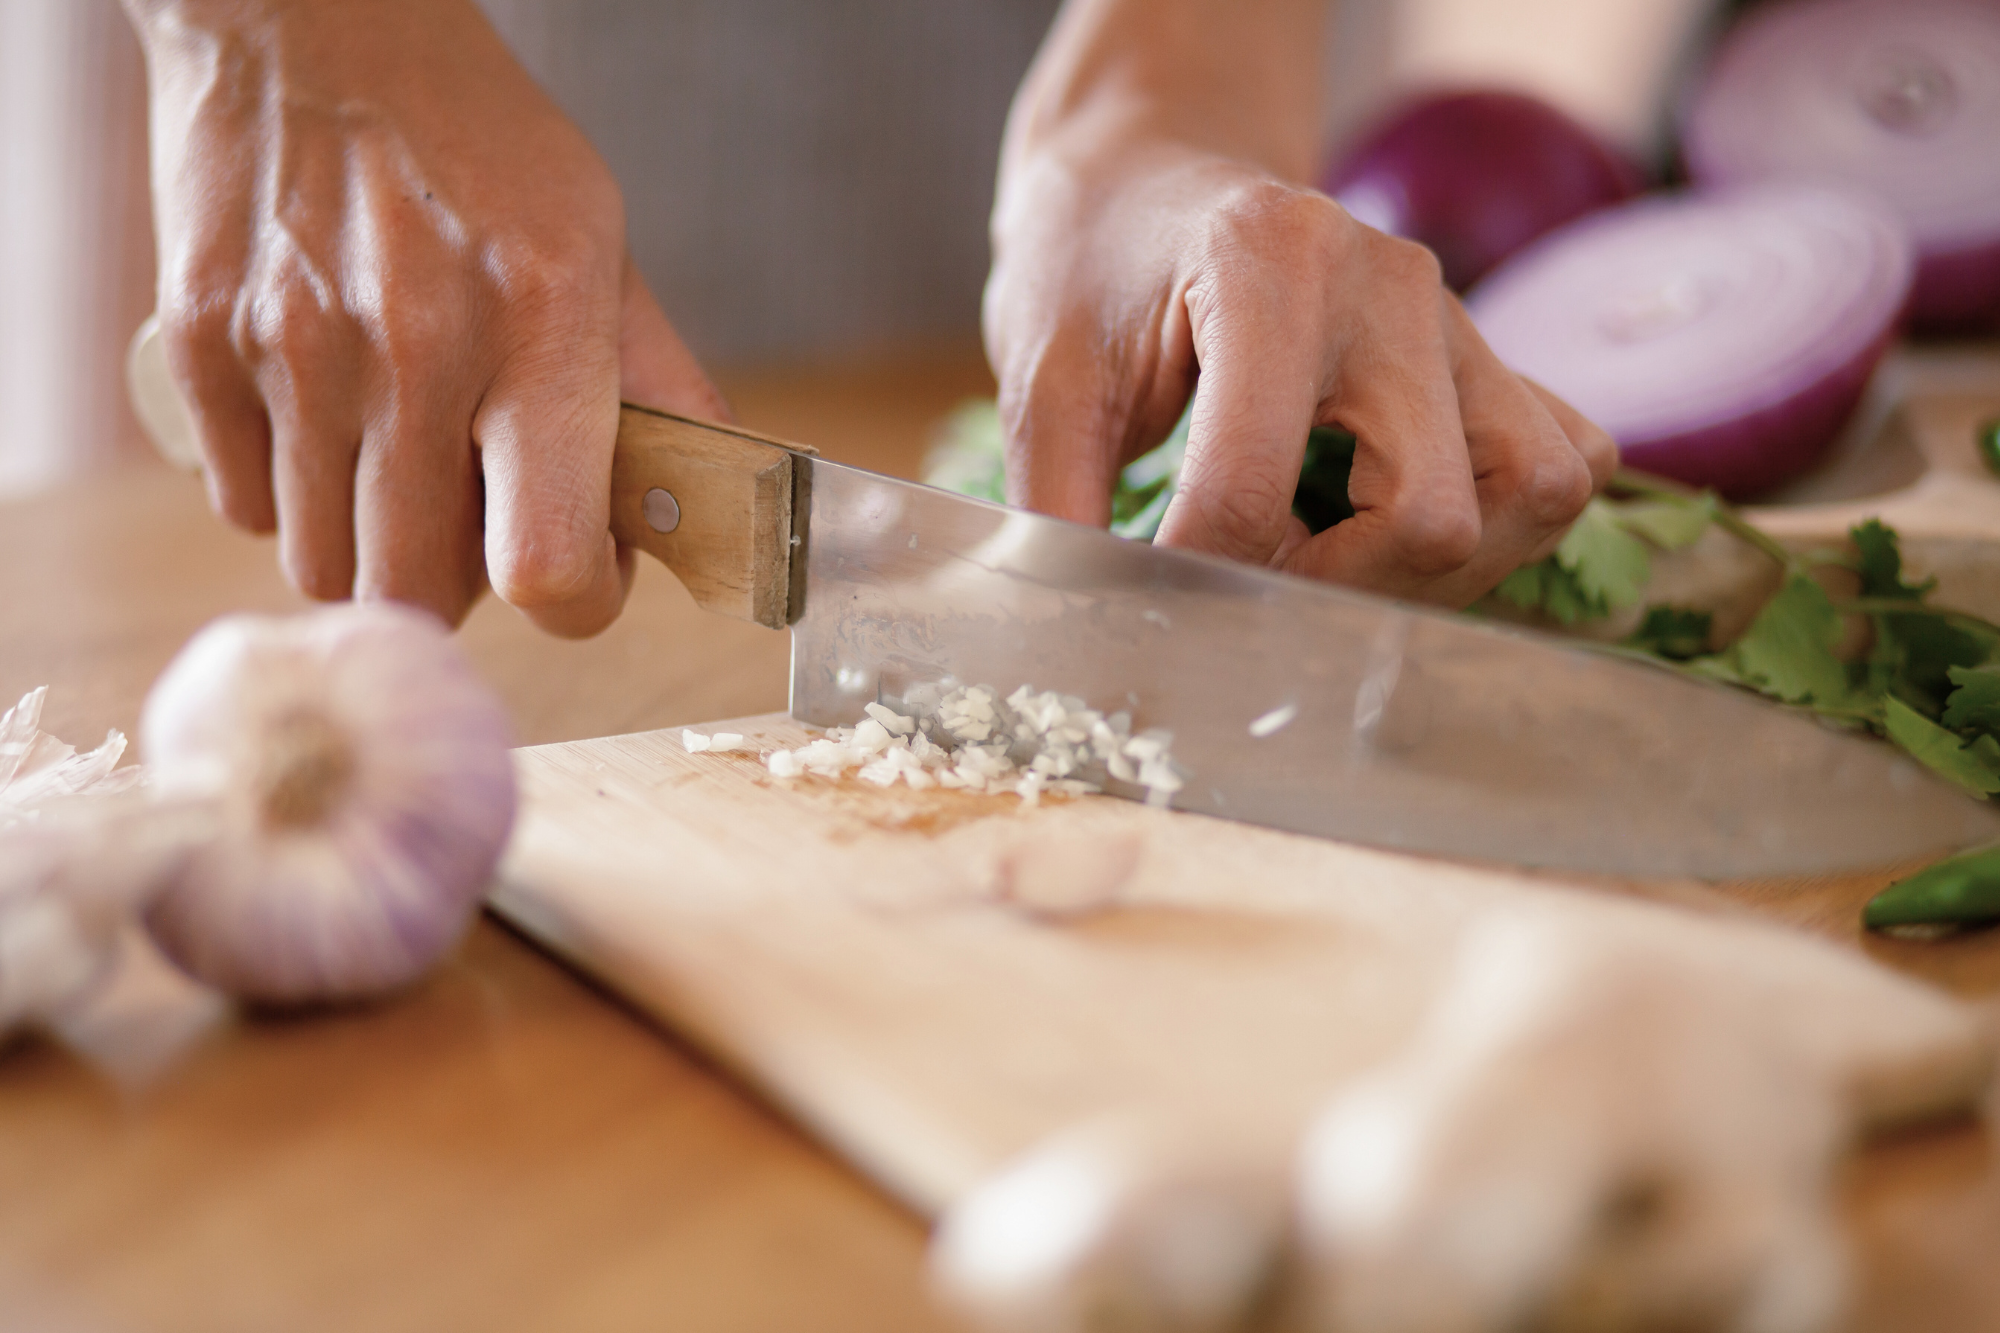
[140,604,517,1003]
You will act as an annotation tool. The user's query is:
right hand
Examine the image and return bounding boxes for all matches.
[126,0,727,636]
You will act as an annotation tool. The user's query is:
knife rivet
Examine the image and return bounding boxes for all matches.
[642,487,681,534]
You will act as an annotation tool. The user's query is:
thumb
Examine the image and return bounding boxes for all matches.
[619,255,733,422]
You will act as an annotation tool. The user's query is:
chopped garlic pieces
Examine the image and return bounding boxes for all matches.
[741,682,1187,808]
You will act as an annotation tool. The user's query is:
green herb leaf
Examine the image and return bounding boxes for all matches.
[1942,663,2000,733]
[1867,842,2000,928]
[1873,610,1999,712]
[1107,413,1190,541]
[1493,562,1547,613]
[1851,519,1934,601]
[1978,417,2000,478]
[1616,493,1717,550]
[922,400,1007,503]
[1884,696,2000,795]
[1553,499,1653,613]
[1625,606,1713,660]
[1725,573,1854,707]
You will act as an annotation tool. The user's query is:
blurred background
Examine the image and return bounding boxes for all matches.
[0,0,1715,499]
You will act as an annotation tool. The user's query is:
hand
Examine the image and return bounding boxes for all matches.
[126,0,727,635]
[987,1,1615,608]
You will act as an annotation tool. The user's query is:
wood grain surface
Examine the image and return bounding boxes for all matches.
[0,352,991,1333]
[495,715,1995,1218]
[5,348,2000,1332]
[607,407,802,629]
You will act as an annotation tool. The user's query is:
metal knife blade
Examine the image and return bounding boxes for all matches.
[124,316,1998,878]
[789,457,2000,878]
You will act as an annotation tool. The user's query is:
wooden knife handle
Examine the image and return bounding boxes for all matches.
[127,315,812,631]
[610,405,812,630]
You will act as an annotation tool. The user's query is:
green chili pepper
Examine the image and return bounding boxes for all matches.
[1978,418,2000,478]
[1864,842,2000,929]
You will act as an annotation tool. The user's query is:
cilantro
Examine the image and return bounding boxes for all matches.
[1851,518,1934,601]
[926,402,2000,890]
[1718,573,1854,707]
[1979,417,2000,478]
[1492,547,1597,625]
[1485,488,1720,625]
[1942,664,2000,733]
[1883,697,2000,797]
[1625,606,1712,660]
[1615,493,1717,550]
[1873,610,1998,713]
[922,400,1008,503]
[1110,473,1172,529]
[1553,500,1652,613]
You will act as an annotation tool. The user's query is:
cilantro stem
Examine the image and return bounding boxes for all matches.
[1607,469,1792,568]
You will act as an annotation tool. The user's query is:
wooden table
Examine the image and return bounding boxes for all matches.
[4,352,2000,1332]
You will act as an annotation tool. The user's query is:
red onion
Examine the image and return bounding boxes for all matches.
[1322,90,1645,291]
[1683,0,2000,334]
[1467,185,1913,498]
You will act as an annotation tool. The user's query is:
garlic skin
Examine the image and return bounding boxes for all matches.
[139,604,516,1003]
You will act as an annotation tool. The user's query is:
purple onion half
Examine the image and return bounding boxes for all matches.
[1682,0,2000,334]
[1467,185,1914,499]
[1323,90,1644,291]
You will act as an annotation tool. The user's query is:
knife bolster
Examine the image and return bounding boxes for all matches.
[610,406,807,629]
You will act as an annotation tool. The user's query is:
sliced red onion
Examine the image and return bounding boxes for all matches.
[1323,90,1644,291]
[1682,0,2000,334]
[1467,185,1913,498]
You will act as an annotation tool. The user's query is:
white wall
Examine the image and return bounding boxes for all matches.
[0,0,155,499]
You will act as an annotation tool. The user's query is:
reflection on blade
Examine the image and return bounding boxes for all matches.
[788,460,2000,877]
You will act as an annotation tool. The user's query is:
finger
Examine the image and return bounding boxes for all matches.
[995,323,1135,527]
[476,287,628,640]
[1153,275,1320,564]
[1523,377,1619,492]
[1430,307,1594,592]
[159,296,275,532]
[262,356,363,602]
[353,390,487,625]
[620,256,733,421]
[1281,291,1483,592]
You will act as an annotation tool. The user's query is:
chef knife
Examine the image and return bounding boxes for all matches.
[128,317,2000,877]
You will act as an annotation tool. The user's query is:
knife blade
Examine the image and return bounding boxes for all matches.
[127,318,2000,876]
[783,450,2000,877]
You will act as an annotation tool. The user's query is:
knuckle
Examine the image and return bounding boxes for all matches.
[1209,181,1349,267]
[489,233,608,319]
[1382,499,1481,576]
[488,536,596,612]
[1521,448,1596,526]
[1374,233,1445,289]
[281,547,351,602]
[1579,422,1621,482]
[1186,463,1290,559]
[208,473,275,535]
[158,294,236,377]
[367,294,465,377]
[238,276,335,368]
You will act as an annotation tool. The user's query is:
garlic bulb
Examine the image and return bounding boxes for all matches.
[139,604,517,1003]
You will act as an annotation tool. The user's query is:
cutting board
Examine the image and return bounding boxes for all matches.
[493,357,2000,1217]
[492,715,1987,1217]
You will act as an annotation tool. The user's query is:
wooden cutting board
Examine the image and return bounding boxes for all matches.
[493,360,2000,1218]
[491,714,1982,1218]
